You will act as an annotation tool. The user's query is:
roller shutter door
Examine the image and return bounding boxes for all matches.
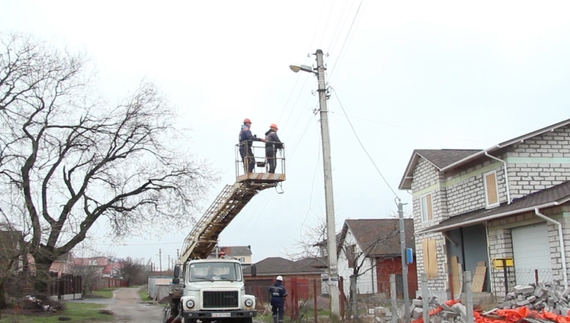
[511,223,552,285]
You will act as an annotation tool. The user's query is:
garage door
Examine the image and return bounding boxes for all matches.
[511,223,552,285]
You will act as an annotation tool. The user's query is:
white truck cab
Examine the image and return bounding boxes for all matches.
[171,259,257,323]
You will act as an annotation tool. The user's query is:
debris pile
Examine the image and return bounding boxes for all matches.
[500,284,570,316]
[20,295,63,313]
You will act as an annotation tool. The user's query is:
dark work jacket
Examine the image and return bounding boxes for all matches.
[264,130,283,152]
[268,281,287,306]
[239,127,261,150]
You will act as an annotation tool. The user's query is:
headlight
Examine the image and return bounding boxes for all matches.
[186,300,195,308]
[244,299,254,307]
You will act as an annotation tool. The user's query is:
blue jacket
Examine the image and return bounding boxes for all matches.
[268,282,287,306]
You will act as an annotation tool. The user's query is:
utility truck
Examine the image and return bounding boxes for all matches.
[164,143,285,323]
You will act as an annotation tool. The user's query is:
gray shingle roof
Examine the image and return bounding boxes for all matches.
[341,219,414,257]
[243,256,325,276]
[420,180,570,234]
[415,149,482,169]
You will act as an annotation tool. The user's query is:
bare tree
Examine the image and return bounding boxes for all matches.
[0,33,216,292]
[118,257,145,287]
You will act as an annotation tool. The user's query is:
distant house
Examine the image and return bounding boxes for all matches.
[209,246,253,265]
[49,252,74,277]
[399,118,570,297]
[337,219,417,298]
[73,257,118,277]
[0,230,24,272]
[243,256,326,297]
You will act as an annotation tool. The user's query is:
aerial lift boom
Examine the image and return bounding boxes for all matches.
[178,143,285,263]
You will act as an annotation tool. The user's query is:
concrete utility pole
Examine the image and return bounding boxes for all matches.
[289,49,340,318]
[159,248,162,273]
[397,200,410,323]
[315,49,341,318]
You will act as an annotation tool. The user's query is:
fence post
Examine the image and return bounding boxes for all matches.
[422,274,428,323]
[464,271,473,323]
[314,280,318,323]
[390,274,397,323]
[534,269,539,285]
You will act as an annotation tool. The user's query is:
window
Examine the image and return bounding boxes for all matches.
[237,257,245,263]
[421,238,438,279]
[420,193,433,222]
[484,171,499,207]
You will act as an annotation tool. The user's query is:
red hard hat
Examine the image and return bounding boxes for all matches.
[244,118,252,124]
[270,123,278,130]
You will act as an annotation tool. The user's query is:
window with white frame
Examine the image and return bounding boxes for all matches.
[483,171,499,207]
[420,193,433,222]
[237,257,245,263]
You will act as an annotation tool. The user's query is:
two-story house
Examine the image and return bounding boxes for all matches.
[209,245,253,265]
[399,118,570,297]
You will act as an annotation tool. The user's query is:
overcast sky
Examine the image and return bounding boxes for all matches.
[3,1,570,269]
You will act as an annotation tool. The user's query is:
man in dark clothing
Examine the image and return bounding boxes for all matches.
[239,118,264,173]
[264,123,283,174]
[268,275,287,323]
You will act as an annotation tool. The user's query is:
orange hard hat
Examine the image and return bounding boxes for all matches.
[244,118,252,124]
[270,123,278,130]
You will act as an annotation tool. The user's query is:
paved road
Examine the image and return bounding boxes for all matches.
[106,287,165,323]
[69,287,165,322]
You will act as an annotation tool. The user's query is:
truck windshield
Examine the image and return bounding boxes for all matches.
[188,262,241,282]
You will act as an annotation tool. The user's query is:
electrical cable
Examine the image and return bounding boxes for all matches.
[329,86,400,199]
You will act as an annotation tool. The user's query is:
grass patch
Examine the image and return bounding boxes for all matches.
[138,286,150,302]
[0,302,112,323]
[89,288,115,299]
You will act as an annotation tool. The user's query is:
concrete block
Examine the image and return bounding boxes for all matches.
[526,295,537,303]
[412,308,423,319]
[413,299,424,307]
[514,285,534,295]
[515,300,530,307]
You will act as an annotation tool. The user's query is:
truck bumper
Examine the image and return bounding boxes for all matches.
[184,310,257,320]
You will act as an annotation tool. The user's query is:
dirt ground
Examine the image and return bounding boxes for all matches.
[105,287,164,323]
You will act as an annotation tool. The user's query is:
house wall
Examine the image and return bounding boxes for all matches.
[411,158,449,291]
[486,206,570,295]
[505,126,570,199]
[337,228,375,294]
[375,257,417,298]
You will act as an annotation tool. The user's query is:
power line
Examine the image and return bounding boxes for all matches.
[329,86,400,199]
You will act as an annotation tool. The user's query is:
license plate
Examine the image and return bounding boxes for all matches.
[212,313,231,318]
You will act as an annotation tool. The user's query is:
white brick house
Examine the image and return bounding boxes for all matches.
[399,118,570,297]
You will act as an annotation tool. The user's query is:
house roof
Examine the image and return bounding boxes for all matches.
[219,246,252,256]
[340,219,414,257]
[420,180,570,234]
[398,118,570,190]
[243,256,325,276]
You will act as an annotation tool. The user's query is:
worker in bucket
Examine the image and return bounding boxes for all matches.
[268,275,287,323]
[264,123,283,173]
[239,118,264,173]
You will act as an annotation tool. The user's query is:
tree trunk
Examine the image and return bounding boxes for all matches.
[33,250,57,294]
[350,275,358,321]
[0,281,6,310]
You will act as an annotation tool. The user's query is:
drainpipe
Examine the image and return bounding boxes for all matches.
[534,208,568,289]
[484,152,511,204]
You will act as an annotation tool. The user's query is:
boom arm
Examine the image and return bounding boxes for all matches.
[179,143,286,263]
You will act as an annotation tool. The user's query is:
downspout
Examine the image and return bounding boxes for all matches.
[534,208,568,289]
[484,152,511,204]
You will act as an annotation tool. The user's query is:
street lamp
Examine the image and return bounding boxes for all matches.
[290,49,340,318]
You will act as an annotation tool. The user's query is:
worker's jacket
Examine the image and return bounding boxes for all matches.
[268,282,287,307]
[264,130,283,152]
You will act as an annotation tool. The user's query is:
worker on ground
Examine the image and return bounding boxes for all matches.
[239,118,264,173]
[265,124,283,173]
[268,275,287,323]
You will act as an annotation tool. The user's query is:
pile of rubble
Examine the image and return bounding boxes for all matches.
[409,297,466,322]
[500,283,570,316]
